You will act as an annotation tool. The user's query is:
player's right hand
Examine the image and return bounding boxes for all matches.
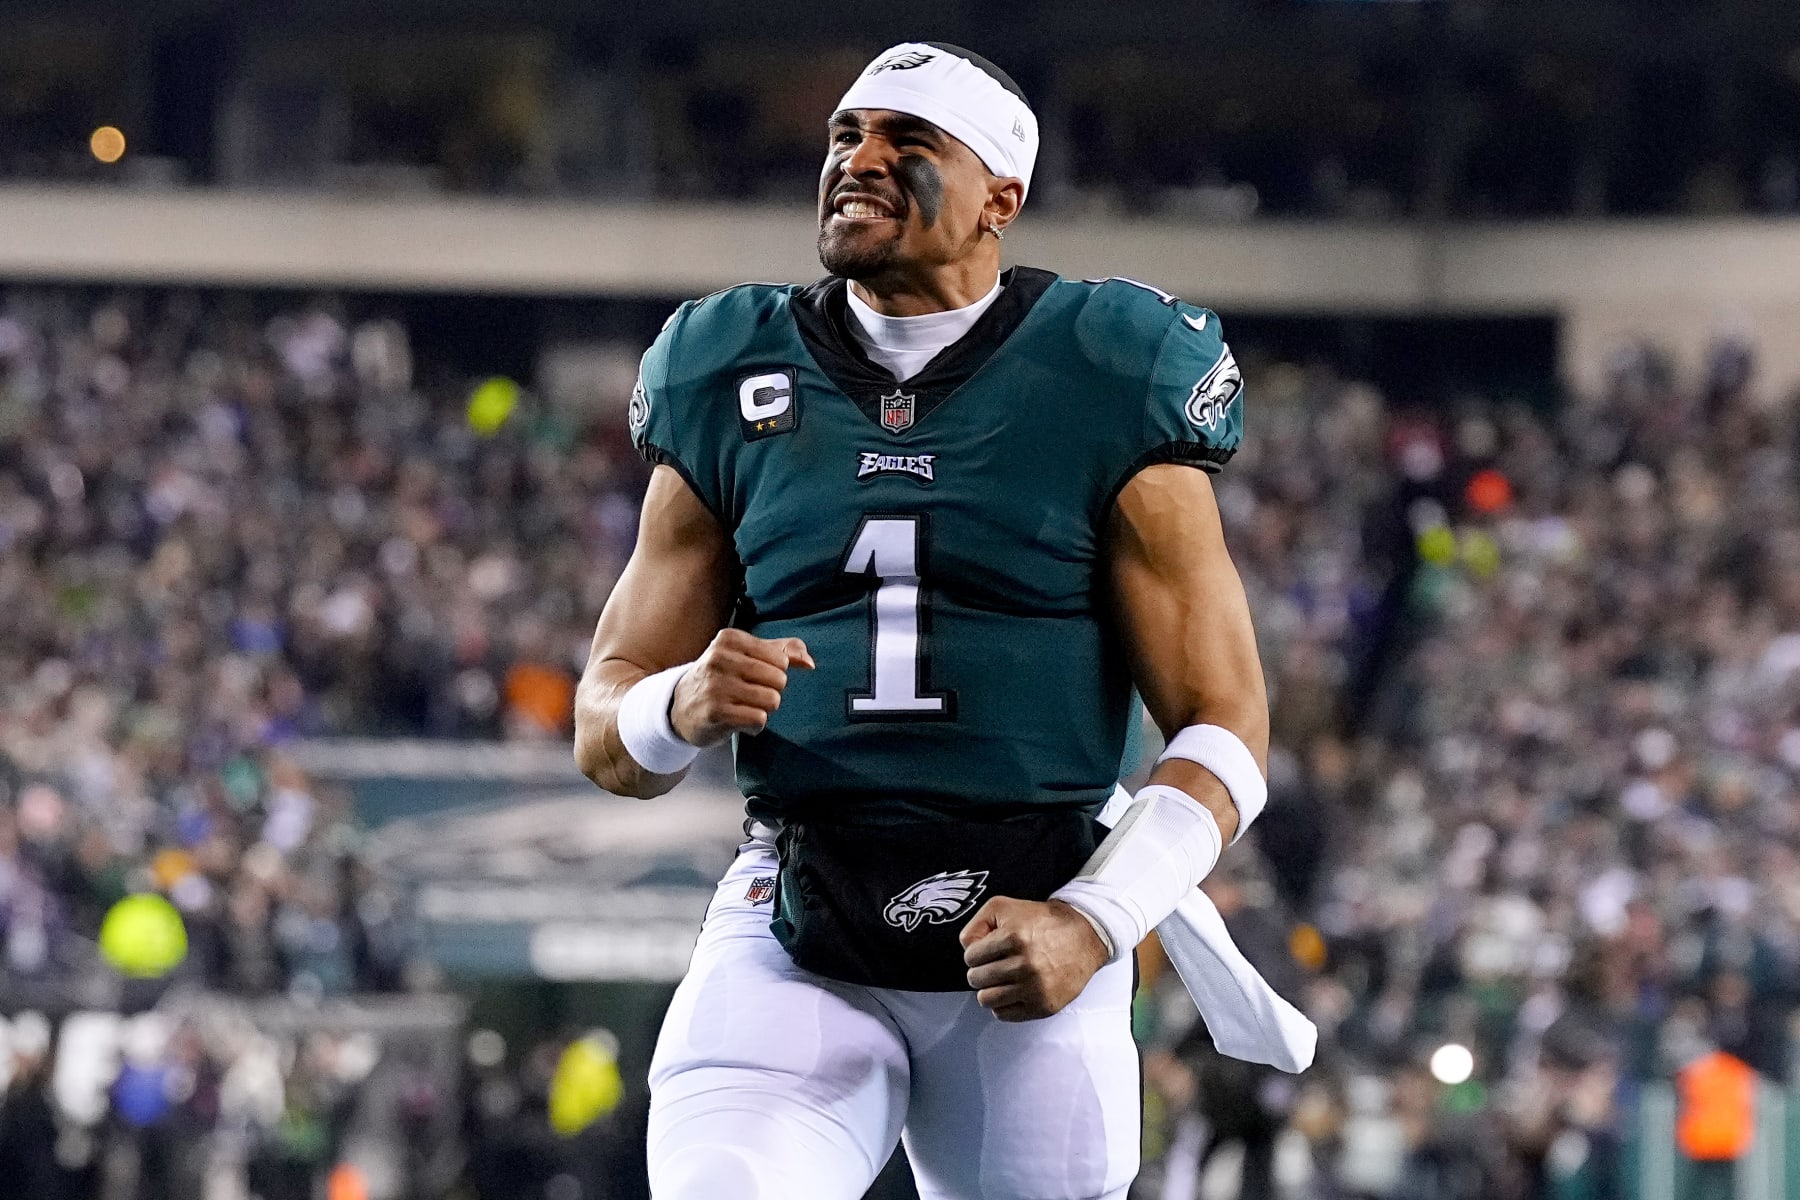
[669,629,814,747]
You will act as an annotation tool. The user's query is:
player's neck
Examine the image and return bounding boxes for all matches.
[849,259,1002,317]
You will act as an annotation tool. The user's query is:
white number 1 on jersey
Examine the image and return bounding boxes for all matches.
[842,516,951,718]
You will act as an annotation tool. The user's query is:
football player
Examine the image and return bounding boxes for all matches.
[575,42,1271,1200]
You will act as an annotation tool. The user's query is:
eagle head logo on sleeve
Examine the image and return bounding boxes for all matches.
[883,870,989,932]
[628,373,649,437]
[1185,346,1242,433]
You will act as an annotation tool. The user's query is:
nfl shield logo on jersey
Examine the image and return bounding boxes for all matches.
[744,875,776,905]
[880,390,916,434]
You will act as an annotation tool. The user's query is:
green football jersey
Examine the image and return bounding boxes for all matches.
[631,267,1242,827]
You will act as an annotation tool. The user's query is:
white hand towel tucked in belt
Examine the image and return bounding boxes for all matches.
[1097,785,1317,1073]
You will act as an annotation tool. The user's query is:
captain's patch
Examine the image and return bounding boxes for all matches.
[738,370,798,441]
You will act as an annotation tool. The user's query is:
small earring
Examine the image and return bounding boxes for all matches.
[988,221,1005,241]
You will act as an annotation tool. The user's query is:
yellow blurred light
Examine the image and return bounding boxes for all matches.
[90,126,127,164]
[98,893,188,979]
[467,376,521,435]
[1461,530,1501,579]
[1416,525,1458,567]
[549,1035,623,1136]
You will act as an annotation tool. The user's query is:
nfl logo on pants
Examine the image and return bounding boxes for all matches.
[744,875,776,905]
[880,390,915,433]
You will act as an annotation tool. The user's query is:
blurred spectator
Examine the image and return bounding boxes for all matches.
[0,1012,59,1197]
[1150,869,1306,1200]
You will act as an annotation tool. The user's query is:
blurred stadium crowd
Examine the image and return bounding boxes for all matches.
[0,287,1794,1198]
[1136,330,1800,1197]
[0,290,647,1198]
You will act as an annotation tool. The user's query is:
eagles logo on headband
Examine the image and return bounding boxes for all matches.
[835,42,1040,201]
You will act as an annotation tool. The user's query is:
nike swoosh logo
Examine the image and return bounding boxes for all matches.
[1182,313,1207,331]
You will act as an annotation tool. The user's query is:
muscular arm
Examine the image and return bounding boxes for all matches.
[1107,462,1269,843]
[962,462,1268,1020]
[574,466,812,798]
[574,467,738,797]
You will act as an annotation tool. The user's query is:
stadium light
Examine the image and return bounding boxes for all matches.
[89,126,127,164]
[1430,1042,1475,1085]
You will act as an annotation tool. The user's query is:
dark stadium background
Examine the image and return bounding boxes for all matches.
[0,2,1798,1198]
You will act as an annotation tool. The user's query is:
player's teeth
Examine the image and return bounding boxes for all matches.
[841,201,883,218]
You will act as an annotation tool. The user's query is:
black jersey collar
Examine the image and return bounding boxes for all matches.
[790,266,1057,434]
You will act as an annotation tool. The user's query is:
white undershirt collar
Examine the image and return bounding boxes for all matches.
[845,277,1003,383]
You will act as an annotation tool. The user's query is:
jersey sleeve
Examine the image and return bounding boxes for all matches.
[628,303,731,522]
[1139,304,1244,474]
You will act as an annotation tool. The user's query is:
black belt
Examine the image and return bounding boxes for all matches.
[768,807,1100,991]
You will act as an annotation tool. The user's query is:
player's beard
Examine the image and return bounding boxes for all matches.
[817,218,904,280]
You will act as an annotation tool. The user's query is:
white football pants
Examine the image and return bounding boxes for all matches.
[647,835,1140,1200]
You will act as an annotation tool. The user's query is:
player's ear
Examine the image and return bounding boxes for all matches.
[983,177,1024,236]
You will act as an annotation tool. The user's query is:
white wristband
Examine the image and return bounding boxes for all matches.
[1052,783,1223,964]
[616,663,699,775]
[1157,724,1267,844]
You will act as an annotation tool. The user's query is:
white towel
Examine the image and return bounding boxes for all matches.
[1097,786,1317,1074]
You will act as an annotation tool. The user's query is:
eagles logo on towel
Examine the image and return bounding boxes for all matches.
[883,870,989,932]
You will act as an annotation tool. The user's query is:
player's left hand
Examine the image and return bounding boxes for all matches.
[960,897,1111,1022]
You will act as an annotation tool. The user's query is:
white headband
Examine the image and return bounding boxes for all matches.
[835,42,1039,201]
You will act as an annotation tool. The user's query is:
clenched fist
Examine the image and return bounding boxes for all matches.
[670,629,813,746]
[960,896,1112,1022]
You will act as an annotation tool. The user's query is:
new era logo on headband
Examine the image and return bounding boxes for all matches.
[1012,117,1025,141]
[868,50,935,74]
